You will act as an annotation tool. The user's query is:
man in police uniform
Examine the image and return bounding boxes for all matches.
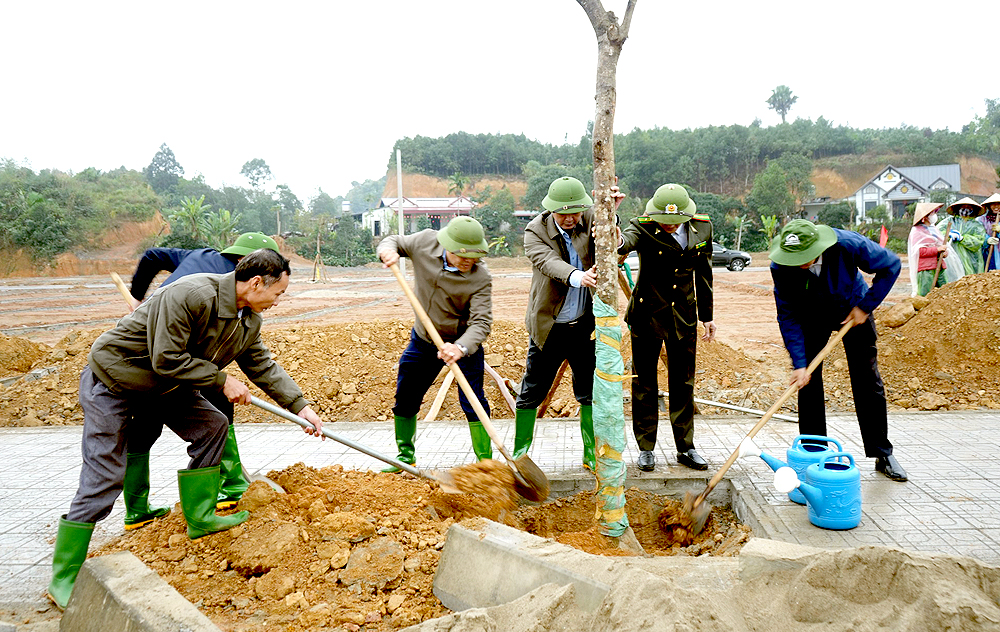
[513,176,597,471]
[618,184,716,471]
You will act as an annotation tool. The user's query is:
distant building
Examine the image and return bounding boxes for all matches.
[360,196,477,237]
[852,164,961,221]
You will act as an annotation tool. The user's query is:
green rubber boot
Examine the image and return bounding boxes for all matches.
[47,516,95,610]
[382,415,417,473]
[512,408,537,460]
[177,466,249,540]
[123,452,171,530]
[469,421,493,461]
[216,425,249,511]
[580,404,596,471]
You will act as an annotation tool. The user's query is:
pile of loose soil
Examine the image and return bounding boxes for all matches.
[0,333,49,378]
[821,271,1000,413]
[98,463,748,632]
[0,319,783,427]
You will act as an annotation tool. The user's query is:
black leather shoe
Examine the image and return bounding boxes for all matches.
[676,449,708,471]
[875,455,908,482]
[637,450,655,472]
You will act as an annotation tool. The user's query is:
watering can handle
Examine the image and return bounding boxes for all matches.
[818,451,855,468]
[791,435,843,452]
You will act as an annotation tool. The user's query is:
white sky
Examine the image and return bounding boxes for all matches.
[1,0,992,204]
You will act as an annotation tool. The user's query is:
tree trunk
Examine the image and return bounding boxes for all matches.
[576,0,641,552]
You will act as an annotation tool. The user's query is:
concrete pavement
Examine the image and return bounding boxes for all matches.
[2,410,999,612]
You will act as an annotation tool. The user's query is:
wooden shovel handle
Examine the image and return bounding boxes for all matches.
[932,219,953,288]
[388,263,515,463]
[110,272,133,305]
[694,320,854,506]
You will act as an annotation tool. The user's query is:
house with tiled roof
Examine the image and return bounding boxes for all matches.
[360,196,477,237]
[853,164,961,220]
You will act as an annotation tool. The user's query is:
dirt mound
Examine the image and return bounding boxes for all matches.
[0,333,49,378]
[874,271,1000,411]
[98,463,747,631]
[0,319,777,427]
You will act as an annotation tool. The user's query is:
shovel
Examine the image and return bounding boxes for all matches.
[249,396,462,492]
[679,321,853,535]
[388,262,549,502]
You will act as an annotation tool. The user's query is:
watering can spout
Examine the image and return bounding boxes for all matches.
[797,481,824,510]
[759,451,787,473]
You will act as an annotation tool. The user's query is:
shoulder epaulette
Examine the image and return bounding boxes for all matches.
[692,214,711,222]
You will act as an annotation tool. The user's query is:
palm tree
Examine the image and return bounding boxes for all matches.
[170,195,211,242]
[202,208,241,250]
[766,85,798,124]
[448,171,470,197]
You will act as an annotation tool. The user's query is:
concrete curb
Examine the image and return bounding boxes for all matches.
[433,521,612,612]
[60,552,220,632]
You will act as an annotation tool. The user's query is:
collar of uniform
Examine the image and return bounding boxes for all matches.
[218,271,239,319]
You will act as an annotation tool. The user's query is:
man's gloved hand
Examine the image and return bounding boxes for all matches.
[987,236,1000,246]
[948,230,963,242]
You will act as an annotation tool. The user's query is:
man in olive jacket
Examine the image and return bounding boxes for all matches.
[618,184,716,472]
[377,216,494,470]
[513,176,598,470]
[49,249,324,610]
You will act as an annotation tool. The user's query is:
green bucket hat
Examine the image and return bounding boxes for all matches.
[437,216,489,258]
[645,183,697,224]
[769,219,837,266]
[541,176,593,213]
[221,232,279,256]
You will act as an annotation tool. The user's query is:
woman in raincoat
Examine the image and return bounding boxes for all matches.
[908,202,961,296]
[937,197,987,276]
[979,193,1000,272]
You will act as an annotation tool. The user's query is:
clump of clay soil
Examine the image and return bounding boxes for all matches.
[98,463,748,631]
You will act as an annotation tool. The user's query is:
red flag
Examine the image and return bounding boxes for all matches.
[879,225,888,247]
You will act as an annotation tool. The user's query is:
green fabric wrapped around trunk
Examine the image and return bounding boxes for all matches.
[591,295,629,537]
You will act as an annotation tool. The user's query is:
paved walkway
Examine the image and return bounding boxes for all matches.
[2,411,999,609]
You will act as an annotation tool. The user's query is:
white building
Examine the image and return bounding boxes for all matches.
[360,196,477,237]
[853,164,960,221]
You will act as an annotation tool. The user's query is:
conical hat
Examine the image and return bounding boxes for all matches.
[981,193,1000,211]
[946,196,985,217]
[912,202,943,226]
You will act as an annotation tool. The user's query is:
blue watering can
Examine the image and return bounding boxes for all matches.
[773,453,861,530]
[785,435,843,505]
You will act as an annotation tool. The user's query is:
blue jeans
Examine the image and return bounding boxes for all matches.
[393,330,490,422]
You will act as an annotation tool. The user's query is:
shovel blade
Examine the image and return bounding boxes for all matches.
[682,491,711,535]
[512,456,550,502]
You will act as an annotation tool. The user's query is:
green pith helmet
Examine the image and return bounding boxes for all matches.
[437,216,489,258]
[221,232,280,256]
[768,219,837,266]
[645,183,697,224]
[541,176,593,213]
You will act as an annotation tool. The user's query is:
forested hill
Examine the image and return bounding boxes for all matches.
[391,111,1000,200]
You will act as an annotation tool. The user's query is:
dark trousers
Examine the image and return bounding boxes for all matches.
[393,330,489,422]
[798,315,892,458]
[631,327,696,452]
[67,367,229,523]
[516,322,595,409]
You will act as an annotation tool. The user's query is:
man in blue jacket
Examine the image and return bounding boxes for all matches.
[770,220,907,481]
[120,232,280,531]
